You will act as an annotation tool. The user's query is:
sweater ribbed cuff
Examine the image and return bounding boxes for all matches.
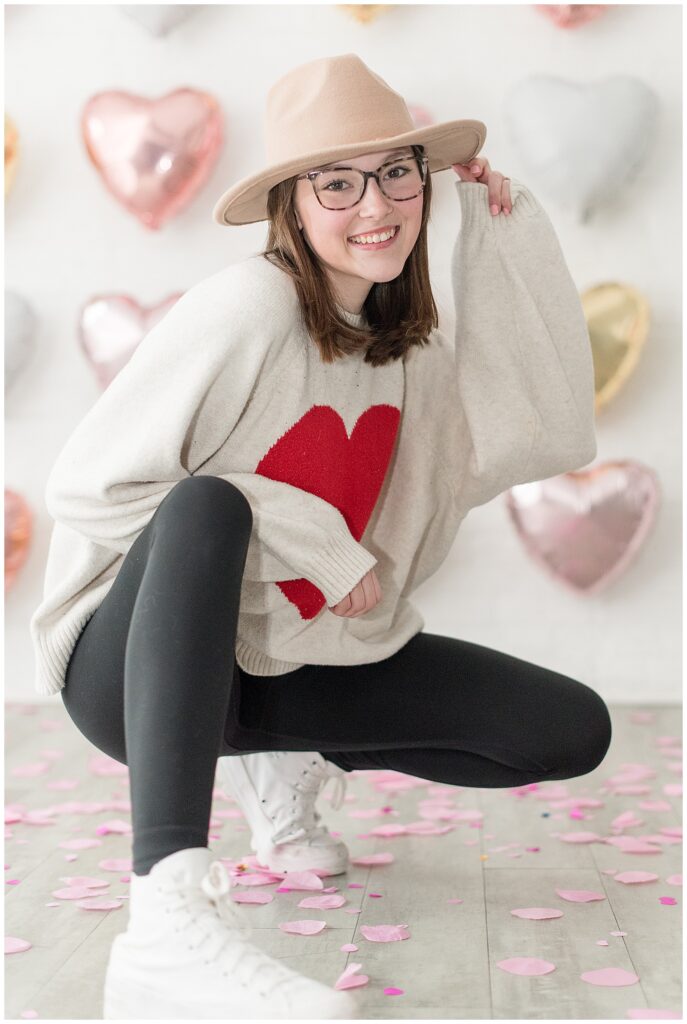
[302,528,378,608]
[454,178,541,233]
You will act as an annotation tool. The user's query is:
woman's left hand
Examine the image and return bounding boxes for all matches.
[451,157,512,216]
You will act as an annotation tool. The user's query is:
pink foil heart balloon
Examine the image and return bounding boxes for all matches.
[534,5,607,29]
[505,461,660,594]
[79,292,183,389]
[81,89,223,229]
[5,489,33,593]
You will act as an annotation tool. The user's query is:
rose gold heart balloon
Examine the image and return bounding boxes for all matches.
[79,292,183,389]
[5,489,32,593]
[505,461,660,594]
[81,89,223,230]
[534,5,607,29]
[581,282,650,414]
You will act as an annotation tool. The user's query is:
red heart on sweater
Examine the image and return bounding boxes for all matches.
[255,404,401,619]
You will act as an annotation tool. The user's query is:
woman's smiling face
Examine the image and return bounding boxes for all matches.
[293,147,425,314]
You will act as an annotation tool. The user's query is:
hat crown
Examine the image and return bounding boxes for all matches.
[264,54,414,164]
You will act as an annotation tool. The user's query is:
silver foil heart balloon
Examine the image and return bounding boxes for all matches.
[5,290,37,395]
[503,75,659,222]
[78,292,183,390]
[505,461,660,594]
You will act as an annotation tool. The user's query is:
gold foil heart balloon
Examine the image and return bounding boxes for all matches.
[505,461,660,594]
[5,113,19,197]
[81,88,223,230]
[338,5,393,23]
[581,283,650,413]
[5,489,33,593]
[79,292,183,389]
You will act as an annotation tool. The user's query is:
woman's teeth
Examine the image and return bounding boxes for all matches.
[348,226,398,245]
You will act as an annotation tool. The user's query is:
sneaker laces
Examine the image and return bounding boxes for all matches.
[270,754,347,845]
[166,861,295,997]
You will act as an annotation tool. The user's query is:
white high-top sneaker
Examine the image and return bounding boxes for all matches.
[218,751,350,875]
[103,846,359,1019]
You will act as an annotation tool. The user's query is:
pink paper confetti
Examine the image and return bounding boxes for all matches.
[233,872,282,887]
[19,1012,39,1019]
[614,871,659,884]
[626,1011,682,1019]
[340,943,358,952]
[511,908,564,921]
[278,919,326,936]
[75,897,124,910]
[231,891,273,904]
[95,819,131,835]
[447,898,463,904]
[555,889,606,903]
[580,967,639,986]
[58,838,102,851]
[5,937,32,954]
[384,987,404,996]
[59,876,109,888]
[498,957,556,976]
[274,871,324,890]
[298,894,347,910]
[659,897,677,905]
[558,831,602,844]
[360,923,410,943]
[98,858,132,872]
[11,761,50,778]
[350,852,394,866]
[52,886,98,900]
[666,874,682,885]
[334,962,369,990]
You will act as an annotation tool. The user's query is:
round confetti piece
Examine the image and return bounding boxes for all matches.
[5,937,32,954]
[52,886,97,900]
[384,987,404,996]
[75,897,124,911]
[580,967,639,987]
[340,943,358,952]
[497,957,555,976]
[511,907,564,921]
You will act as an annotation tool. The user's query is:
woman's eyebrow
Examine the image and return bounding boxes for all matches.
[315,149,412,171]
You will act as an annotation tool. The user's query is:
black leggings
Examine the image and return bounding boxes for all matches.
[61,476,612,875]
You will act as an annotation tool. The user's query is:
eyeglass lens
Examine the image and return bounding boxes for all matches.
[314,157,424,210]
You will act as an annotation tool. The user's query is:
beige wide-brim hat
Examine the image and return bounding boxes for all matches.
[212,53,486,227]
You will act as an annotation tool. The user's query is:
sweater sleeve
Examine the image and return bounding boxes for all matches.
[44,265,377,604]
[450,178,597,513]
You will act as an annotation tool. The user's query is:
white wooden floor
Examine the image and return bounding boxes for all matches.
[5,700,682,1020]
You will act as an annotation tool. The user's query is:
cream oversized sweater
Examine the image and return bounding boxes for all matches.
[29,179,597,696]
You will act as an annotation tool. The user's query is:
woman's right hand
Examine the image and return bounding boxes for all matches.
[328,568,382,617]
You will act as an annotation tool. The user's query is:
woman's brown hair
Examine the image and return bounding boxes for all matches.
[259,145,438,368]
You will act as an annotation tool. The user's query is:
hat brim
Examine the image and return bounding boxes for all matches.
[211,119,486,226]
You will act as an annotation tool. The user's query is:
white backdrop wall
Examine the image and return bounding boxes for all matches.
[4,3,682,702]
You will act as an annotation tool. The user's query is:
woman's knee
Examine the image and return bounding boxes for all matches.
[154,475,253,542]
[550,681,613,778]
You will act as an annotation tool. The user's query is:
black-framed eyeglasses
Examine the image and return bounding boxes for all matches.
[296,151,429,211]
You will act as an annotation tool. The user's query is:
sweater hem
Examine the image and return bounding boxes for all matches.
[234,638,305,677]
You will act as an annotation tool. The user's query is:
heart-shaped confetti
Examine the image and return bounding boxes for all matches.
[360,924,410,942]
[5,937,32,954]
[580,967,639,986]
[511,907,564,920]
[334,963,369,990]
[498,957,556,976]
[278,919,326,936]
[555,889,606,902]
